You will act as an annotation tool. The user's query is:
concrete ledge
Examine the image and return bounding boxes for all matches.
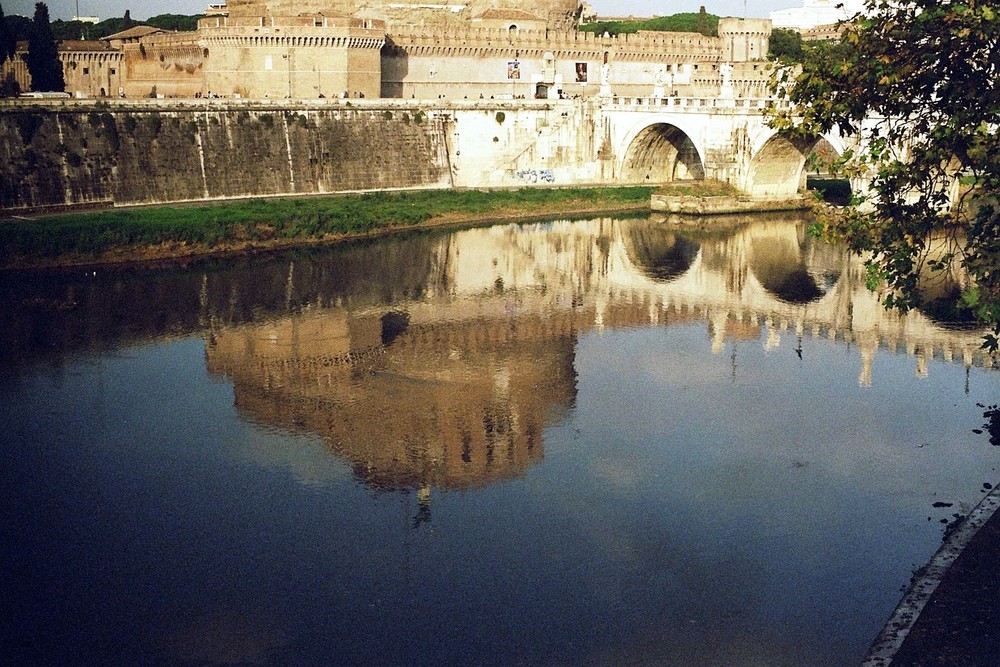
[863,486,1000,666]
[650,194,811,215]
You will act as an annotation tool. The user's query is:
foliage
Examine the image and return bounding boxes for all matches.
[769,0,1000,346]
[0,3,17,62]
[145,14,202,32]
[580,11,720,37]
[0,70,19,97]
[0,188,656,264]
[24,2,64,92]
[806,177,852,206]
[2,12,30,42]
[7,12,207,41]
[767,28,804,62]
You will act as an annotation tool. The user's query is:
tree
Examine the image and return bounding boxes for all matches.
[579,12,719,37]
[1,3,18,64]
[0,72,19,97]
[767,28,803,62]
[769,0,1000,346]
[24,2,63,92]
[696,6,709,36]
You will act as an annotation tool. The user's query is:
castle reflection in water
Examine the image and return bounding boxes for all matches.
[0,214,989,501]
[184,214,992,500]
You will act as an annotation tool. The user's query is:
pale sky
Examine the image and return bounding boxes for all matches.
[1,0,798,21]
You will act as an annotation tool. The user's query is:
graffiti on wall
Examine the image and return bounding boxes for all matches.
[515,168,555,184]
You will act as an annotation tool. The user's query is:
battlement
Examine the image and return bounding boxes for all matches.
[198,13,386,31]
[718,17,772,36]
[385,26,728,61]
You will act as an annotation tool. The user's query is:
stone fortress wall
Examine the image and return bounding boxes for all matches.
[0,100,453,209]
[124,14,388,100]
[4,1,772,101]
[382,18,771,100]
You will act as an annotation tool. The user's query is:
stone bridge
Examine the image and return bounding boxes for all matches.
[441,95,853,199]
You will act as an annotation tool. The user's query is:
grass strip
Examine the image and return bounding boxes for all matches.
[0,187,658,264]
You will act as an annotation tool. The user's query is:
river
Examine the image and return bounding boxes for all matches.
[2,212,998,665]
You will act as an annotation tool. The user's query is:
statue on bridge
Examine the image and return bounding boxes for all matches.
[600,61,612,98]
[719,62,735,100]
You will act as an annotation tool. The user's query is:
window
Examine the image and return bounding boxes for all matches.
[264,55,273,71]
[83,67,89,75]
[109,68,116,75]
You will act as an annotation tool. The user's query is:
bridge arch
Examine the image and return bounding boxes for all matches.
[746,132,815,197]
[618,121,706,185]
[746,131,859,199]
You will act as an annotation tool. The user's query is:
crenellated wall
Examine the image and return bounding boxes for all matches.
[381,23,771,100]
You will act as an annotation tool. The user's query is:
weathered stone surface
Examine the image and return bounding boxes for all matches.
[0,104,451,209]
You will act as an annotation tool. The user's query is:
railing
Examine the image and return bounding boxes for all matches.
[604,95,789,111]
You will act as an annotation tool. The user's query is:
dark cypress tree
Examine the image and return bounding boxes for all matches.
[25,2,64,92]
[696,6,709,36]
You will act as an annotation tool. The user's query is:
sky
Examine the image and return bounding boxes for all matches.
[1,0,800,22]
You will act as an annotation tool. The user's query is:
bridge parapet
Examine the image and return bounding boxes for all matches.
[602,95,787,113]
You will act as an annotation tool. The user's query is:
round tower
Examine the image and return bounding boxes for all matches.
[223,0,582,30]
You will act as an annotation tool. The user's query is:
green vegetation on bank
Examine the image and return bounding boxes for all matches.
[580,9,719,37]
[3,12,203,44]
[0,187,656,265]
[654,180,739,197]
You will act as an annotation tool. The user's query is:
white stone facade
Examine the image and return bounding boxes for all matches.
[769,0,864,31]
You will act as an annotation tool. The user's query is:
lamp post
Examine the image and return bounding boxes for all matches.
[283,50,292,99]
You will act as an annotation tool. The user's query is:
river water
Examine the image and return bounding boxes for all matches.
[2,213,998,666]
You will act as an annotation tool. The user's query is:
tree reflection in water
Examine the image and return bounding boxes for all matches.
[2,213,999,667]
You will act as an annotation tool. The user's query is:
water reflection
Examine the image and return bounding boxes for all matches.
[3,213,999,666]
[622,227,701,282]
[2,215,990,384]
[206,310,575,494]
[189,214,993,499]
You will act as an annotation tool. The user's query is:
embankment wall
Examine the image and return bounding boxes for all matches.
[0,100,454,211]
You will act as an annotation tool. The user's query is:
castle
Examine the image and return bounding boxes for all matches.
[3,1,773,101]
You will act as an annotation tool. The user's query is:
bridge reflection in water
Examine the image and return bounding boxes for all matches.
[3,212,999,667]
[200,214,992,499]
